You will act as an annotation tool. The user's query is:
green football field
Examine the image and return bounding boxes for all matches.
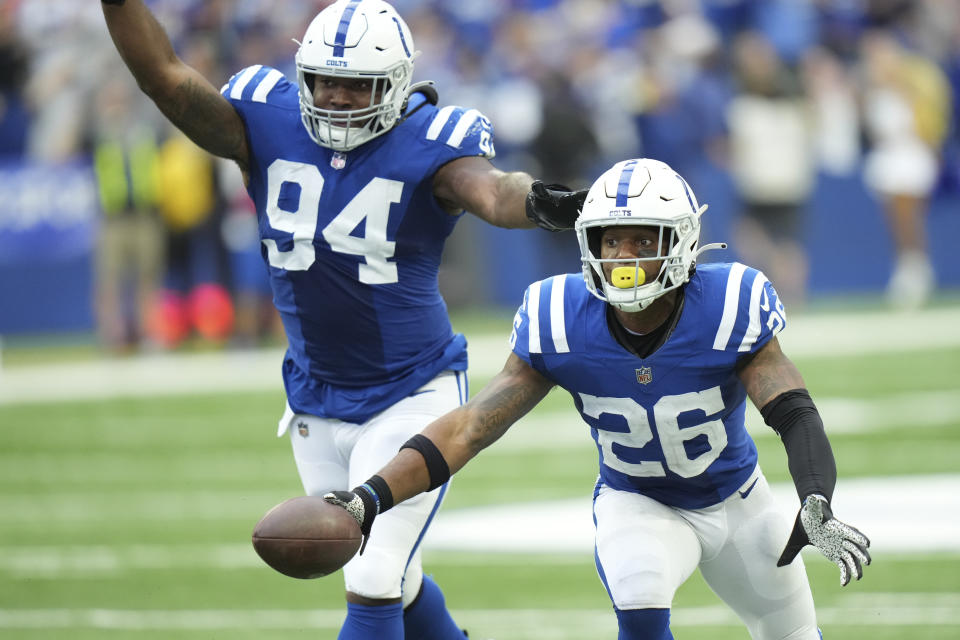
[1,304,959,639]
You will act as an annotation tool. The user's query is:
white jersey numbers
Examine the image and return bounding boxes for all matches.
[580,386,727,479]
[263,159,402,284]
[322,178,402,284]
[263,159,323,271]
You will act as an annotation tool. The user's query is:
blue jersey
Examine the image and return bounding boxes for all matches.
[222,66,496,423]
[510,263,787,509]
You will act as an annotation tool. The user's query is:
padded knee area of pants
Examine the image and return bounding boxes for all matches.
[344,548,406,600]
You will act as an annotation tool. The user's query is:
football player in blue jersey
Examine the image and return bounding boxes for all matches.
[102,1,585,639]
[327,158,872,639]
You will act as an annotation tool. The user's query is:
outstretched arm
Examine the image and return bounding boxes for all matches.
[432,156,536,228]
[384,352,553,501]
[739,337,870,585]
[102,0,249,171]
[433,156,586,230]
[325,353,554,543]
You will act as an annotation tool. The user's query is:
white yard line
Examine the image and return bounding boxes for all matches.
[0,475,958,573]
[1,600,959,633]
[1,306,958,405]
[423,474,960,555]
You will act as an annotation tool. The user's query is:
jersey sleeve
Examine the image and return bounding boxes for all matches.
[709,263,787,355]
[510,275,575,378]
[421,104,496,160]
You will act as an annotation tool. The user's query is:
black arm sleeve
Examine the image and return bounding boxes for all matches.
[760,388,837,502]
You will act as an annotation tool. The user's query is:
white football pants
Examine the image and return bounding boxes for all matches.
[594,467,820,639]
[278,370,467,605]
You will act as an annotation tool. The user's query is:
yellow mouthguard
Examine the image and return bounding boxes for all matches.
[611,266,645,289]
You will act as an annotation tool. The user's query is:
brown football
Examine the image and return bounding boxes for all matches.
[252,496,361,579]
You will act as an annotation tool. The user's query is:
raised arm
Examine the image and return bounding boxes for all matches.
[102,0,249,171]
[433,156,586,230]
[325,353,554,543]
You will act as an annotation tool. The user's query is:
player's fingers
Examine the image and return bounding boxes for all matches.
[845,547,863,581]
[838,522,870,549]
[836,558,851,587]
[844,538,872,567]
[839,550,861,585]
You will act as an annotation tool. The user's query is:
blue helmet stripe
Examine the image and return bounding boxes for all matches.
[676,175,697,212]
[333,0,362,57]
[616,160,638,207]
[392,17,412,57]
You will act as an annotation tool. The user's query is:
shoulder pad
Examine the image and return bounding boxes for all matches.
[710,263,786,353]
[423,105,495,157]
[511,275,580,358]
[220,65,288,104]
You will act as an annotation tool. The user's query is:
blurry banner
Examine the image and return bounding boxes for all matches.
[0,159,98,333]
[0,160,98,263]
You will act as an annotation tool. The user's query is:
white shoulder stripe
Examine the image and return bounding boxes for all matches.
[445,108,481,148]
[549,276,569,353]
[739,272,769,352]
[426,106,457,141]
[229,65,263,100]
[712,262,747,351]
[527,281,543,354]
[251,69,284,103]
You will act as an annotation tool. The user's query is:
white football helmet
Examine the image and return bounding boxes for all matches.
[575,158,725,312]
[295,0,417,151]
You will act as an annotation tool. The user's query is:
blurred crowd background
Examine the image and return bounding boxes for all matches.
[0,0,958,353]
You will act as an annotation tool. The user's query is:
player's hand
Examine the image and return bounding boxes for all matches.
[777,494,871,586]
[525,181,587,231]
[323,488,376,553]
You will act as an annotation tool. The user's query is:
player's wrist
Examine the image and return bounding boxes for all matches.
[355,475,394,516]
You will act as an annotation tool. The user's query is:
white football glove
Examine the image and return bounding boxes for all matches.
[324,488,376,553]
[777,494,871,586]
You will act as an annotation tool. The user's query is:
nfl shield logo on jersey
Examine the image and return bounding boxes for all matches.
[297,421,309,437]
[330,151,347,170]
[635,367,653,385]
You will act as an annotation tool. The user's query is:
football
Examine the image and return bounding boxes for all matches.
[252,496,362,579]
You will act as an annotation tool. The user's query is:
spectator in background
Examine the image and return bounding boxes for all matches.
[89,72,164,352]
[801,46,861,178]
[633,11,730,176]
[0,3,30,157]
[151,121,234,348]
[149,34,234,349]
[726,30,816,308]
[217,154,281,348]
[530,70,599,189]
[860,30,952,309]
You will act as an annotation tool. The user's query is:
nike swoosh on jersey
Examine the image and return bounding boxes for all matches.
[739,478,759,499]
[409,389,436,397]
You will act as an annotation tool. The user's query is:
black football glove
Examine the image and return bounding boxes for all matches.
[324,486,377,554]
[777,494,871,586]
[525,181,587,232]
